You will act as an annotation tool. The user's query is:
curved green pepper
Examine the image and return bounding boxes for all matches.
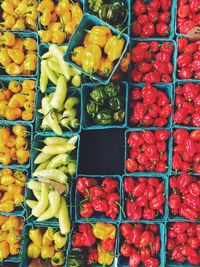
[94,109,113,125]
[90,86,106,104]
[109,96,123,111]
[104,82,120,98]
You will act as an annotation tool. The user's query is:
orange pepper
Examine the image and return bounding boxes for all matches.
[2,216,19,231]
[71,46,85,66]
[52,31,66,44]
[21,111,33,121]
[7,184,22,194]
[5,107,22,120]
[15,136,27,149]
[16,148,30,164]
[9,243,20,255]
[6,135,16,148]
[0,154,11,165]
[24,101,34,112]
[50,12,57,23]
[3,89,12,100]
[10,147,16,159]
[8,93,26,108]
[0,92,5,101]
[1,168,12,175]
[8,80,21,93]
[0,50,11,66]
[119,52,131,73]
[13,38,24,50]
[23,38,37,51]
[0,127,10,144]
[0,100,8,116]
[0,241,10,259]
[38,30,52,43]
[0,192,14,202]
[0,230,7,242]
[0,216,7,226]
[98,57,114,77]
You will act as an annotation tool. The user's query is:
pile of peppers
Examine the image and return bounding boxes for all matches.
[86,82,125,126]
[68,222,116,266]
[88,0,128,31]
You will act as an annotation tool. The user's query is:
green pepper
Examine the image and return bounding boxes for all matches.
[68,247,87,267]
[90,86,106,104]
[109,96,123,111]
[104,82,120,98]
[94,109,113,125]
[68,258,85,267]
[113,109,125,123]
[88,0,103,12]
[86,101,99,117]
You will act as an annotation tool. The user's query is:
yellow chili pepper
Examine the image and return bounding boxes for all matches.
[7,49,25,65]
[23,38,37,51]
[8,93,26,108]
[23,54,37,72]
[15,136,28,149]
[52,30,66,44]
[22,80,36,91]
[2,32,15,46]
[104,35,125,61]
[22,110,33,121]
[5,107,22,121]
[14,170,26,187]
[27,242,40,259]
[42,227,55,246]
[65,21,76,35]
[0,174,15,185]
[16,148,30,164]
[14,193,24,206]
[71,46,85,66]
[0,192,14,202]
[51,251,65,266]
[71,2,83,25]
[29,228,42,248]
[0,50,11,66]
[92,222,116,240]
[97,245,114,266]
[81,44,102,74]
[0,241,10,259]
[4,15,16,29]
[13,125,27,136]
[13,38,24,50]
[12,19,25,31]
[0,230,7,242]
[8,80,21,93]
[9,242,20,255]
[88,26,112,48]
[40,8,51,26]
[53,231,67,249]
[0,200,14,213]
[98,57,114,77]
[38,0,54,13]
[38,29,53,43]
[41,245,55,259]
[5,63,23,76]
[6,229,20,245]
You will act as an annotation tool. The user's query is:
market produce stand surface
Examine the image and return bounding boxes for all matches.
[0,0,200,267]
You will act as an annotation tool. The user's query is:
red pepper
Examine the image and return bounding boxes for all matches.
[148,105,160,118]
[155,52,170,63]
[72,233,83,247]
[131,21,142,36]
[172,153,182,171]
[156,23,170,36]
[159,11,171,23]
[137,153,149,165]
[176,232,188,244]
[178,67,193,79]
[87,247,98,265]
[141,23,155,37]
[127,227,141,245]
[143,257,159,267]
[192,113,200,127]
[132,47,145,63]
[183,43,198,54]
[185,137,196,157]
[140,231,154,247]
[189,0,200,13]
[143,71,161,83]
[137,62,152,74]
[120,243,133,257]
[128,251,141,267]
[105,203,118,220]
[142,83,158,105]
[177,173,192,192]
[100,238,115,251]
[178,37,188,52]
[102,177,118,194]
[188,182,200,197]
[160,104,172,118]
[169,194,181,210]
[188,237,200,249]
[149,194,165,210]
[126,199,142,220]
[160,42,174,55]
[89,186,104,199]
[156,182,165,194]
[190,130,200,141]
[131,69,143,82]
[173,107,188,124]
[124,177,135,193]
[137,14,149,25]
[177,5,190,18]
[155,129,170,141]
[135,195,148,207]
[92,198,108,212]
[76,177,93,195]
[134,102,147,121]
[143,185,155,200]
[120,223,133,238]
[152,235,161,255]
[167,238,175,251]
[173,128,189,144]
[107,192,120,205]
[183,194,200,211]
[173,222,190,233]
[148,11,158,23]
[183,82,199,100]
[132,0,147,16]
[179,204,199,220]
[126,158,138,172]
[142,130,155,144]
[137,42,150,50]
[161,0,172,11]
[153,61,169,74]
[171,247,185,263]
[80,202,94,218]
[140,247,151,262]
[177,53,193,68]
[148,0,161,11]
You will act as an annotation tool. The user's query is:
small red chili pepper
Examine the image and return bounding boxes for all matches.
[140,231,154,247]
[87,247,98,265]
[102,177,118,194]
[92,198,108,213]
[156,22,170,36]
[120,243,133,257]
[80,202,94,218]
[100,238,115,251]
[120,223,133,238]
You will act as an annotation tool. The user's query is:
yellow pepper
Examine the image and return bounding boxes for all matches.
[0,192,14,202]
[81,44,102,74]
[119,52,131,73]
[16,147,30,164]
[2,32,15,46]
[97,245,114,266]
[4,15,16,29]
[5,63,23,76]
[7,49,25,65]
[23,38,37,51]
[15,136,28,149]
[52,30,66,44]
[14,170,26,187]
[0,241,10,260]
[71,46,85,66]
[13,125,27,136]
[9,242,20,255]
[8,93,26,108]
[0,200,14,213]
[6,229,20,245]
[22,80,36,91]
[98,57,114,77]
[88,26,112,48]
[104,35,125,61]
[0,230,7,242]
[1,216,19,231]
[53,231,67,249]
[23,54,37,72]
[0,174,15,185]
[42,227,55,246]
[12,19,25,31]
[8,80,21,93]
[0,50,11,66]
[41,245,55,259]
[71,2,83,25]
[14,193,24,206]
[38,29,53,43]
[0,216,7,226]
[51,251,65,266]
[40,8,51,26]
[1,1,14,15]
[27,242,40,259]
[29,228,42,248]
[83,33,90,47]
[93,222,116,240]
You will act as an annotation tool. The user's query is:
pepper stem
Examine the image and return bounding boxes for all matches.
[116,202,126,218]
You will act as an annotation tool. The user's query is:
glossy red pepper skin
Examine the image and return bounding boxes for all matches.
[156,22,170,36]
[120,243,133,257]
[100,238,115,251]
[80,202,94,218]
[161,0,172,11]
[140,231,154,247]
[102,177,118,194]
[87,248,98,265]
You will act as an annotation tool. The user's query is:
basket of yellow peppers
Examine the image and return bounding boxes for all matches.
[0,32,38,76]
[0,124,31,167]
[38,0,83,44]
[0,79,36,122]
[0,168,27,214]
[24,225,67,267]
[64,13,130,84]
[0,216,24,261]
[0,0,38,31]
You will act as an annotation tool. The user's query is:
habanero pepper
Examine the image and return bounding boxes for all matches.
[88,26,111,48]
[87,247,98,265]
[120,243,133,257]
[80,202,94,218]
[82,44,102,74]
[102,177,118,194]
[140,231,154,247]
[92,198,108,213]
[104,35,125,62]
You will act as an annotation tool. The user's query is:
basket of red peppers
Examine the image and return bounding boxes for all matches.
[68,222,117,266]
[118,222,165,267]
[75,176,121,221]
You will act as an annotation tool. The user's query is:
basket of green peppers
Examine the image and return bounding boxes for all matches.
[88,0,129,31]
[83,81,127,128]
